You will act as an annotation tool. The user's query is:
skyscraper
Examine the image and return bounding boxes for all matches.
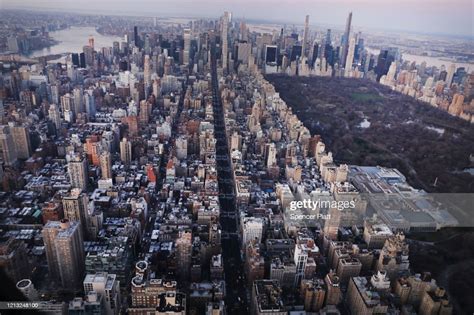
[62,188,89,234]
[340,12,353,66]
[68,153,89,190]
[84,89,96,118]
[221,12,230,71]
[134,26,139,48]
[445,63,456,87]
[183,29,191,65]
[120,138,132,164]
[48,104,61,131]
[10,123,31,159]
[344,37,356,76]
[100,151,112,180]
[42,220,85,289]
[375,48,398,81]
[176,231,192,279]
[0,125,18,166]
[144,55,151,86]
[301,15,309,59]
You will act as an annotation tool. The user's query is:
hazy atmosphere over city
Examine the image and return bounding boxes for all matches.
[3,0,474,36]
[0,0,473,314]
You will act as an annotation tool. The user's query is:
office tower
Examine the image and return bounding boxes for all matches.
[265,45,278,64]
[0,125,18,166]
[309,41,319,67]
[83,272,121,315]
[144,55,151,86]
[68,153,89,190]
[42,220,85,289]
[60,93,75,122]
[300,278,326,312]
[100,151,112,179]
[445,63,456,87]
[251,280,285,315]
[239,20,248,41]
[0,237,30,282]
[221,12,230,71]
[344,37,356,76]
[183,29,191,65]
[88,36,94,50]
[340,12,352,65]
[346,277,388,315]
[237,42,251,64]
[375,48,398,80]
[83,45,94,68]
[73,87,84,114]
[264,45,278,73]
[139,100,152,124]
[62,188,89,232]
[290,45,303,61]
[16,279,39,301]
[48,104,61,130]
[134,26,139,48]
[376,233,409,281]
[176,231,192,279]
[301,15,309,58]
[84,89,96,118]
[10,124,31,159]
[324,271,341,305]
[120,138,132,164]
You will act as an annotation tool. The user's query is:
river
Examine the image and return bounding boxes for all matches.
[366,47,473,72]
[27,26,123,58]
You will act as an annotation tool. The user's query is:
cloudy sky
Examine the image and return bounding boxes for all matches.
[2,0,473,37]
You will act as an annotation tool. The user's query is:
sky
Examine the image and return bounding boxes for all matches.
[2,0,473,37]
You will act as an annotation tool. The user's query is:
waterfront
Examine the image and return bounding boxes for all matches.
[27,26,122,58]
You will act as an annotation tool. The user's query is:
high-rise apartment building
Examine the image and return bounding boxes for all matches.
[0,125,18,166]
[221,12,230,71]
[68,153,89,190]
[42,219,85,289]
[120,138,132,164]
[100,151,112,179]
[301,15,309,59]
[62,188,89,233]
[340,12,352,65]
[10,124,31,159]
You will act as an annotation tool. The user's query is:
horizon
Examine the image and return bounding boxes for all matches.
[2,0,473,38]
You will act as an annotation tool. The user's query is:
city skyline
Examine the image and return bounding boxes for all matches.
[2,0,473,37]
[0,5,473,315]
